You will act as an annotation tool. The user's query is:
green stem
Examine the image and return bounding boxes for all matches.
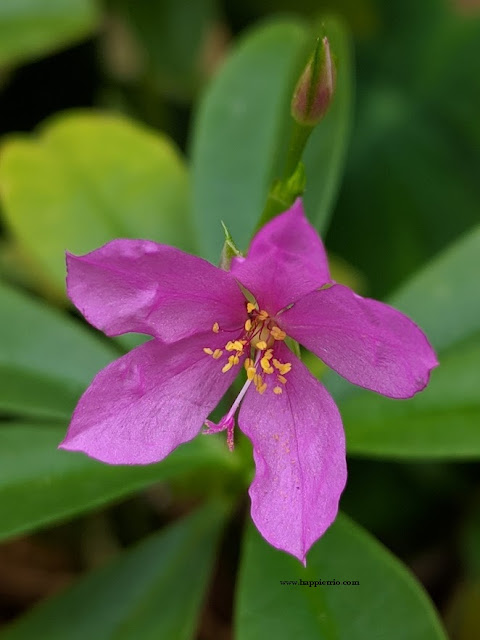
[255,122,314,232]
[282,121,313,180]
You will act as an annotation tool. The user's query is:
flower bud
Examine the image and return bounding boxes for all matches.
[291,36,335,126]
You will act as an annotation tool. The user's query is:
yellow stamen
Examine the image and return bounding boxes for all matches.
[203,348,213,355]
[244,358,253,370]
[264,349,273,360]
[254,373,263,388]
[229,354,240,365]
[244,318,252,331]
[226,340,244,352]
[256,341,268,351]
[258,309,269,321]
[278,375,287,384]
[258,382,268,395]
[247,302,256,313]
[273,359,292,375]
[222,361,233,373]
[273,386,283,395]
[247,367,256,381]
[260,357,274,374]
[271,326,286,341]
[213,349,223,360]
[212,322,220,333]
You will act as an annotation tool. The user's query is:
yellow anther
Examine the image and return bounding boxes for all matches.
[274,386,283,395]
[246,367,256,381]
[229,354,240,365]
[203,348,213,355]
[271,326,286,341]
[264,349,273,360]
[244,318,252,331]
[256,341,268,351]
[244,358,253,370]
[278,375,287,384]
[222,361,233,373]
[212,322,220,333]
[258,309,269,321]
[254,373,263,388]
[213,349,223,360]
[226,340,244,352]
[247,302,256,313]
[260,357,274,374]
[258,382,268,395]
[273,359,292,375]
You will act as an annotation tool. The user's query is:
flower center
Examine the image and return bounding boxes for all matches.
[203,301,291,396]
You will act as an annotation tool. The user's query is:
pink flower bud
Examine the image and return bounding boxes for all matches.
[291,36,336,126]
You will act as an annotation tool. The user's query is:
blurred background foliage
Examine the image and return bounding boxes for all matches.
[0,0,479,638]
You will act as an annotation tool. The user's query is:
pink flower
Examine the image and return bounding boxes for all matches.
[60,199,438,563]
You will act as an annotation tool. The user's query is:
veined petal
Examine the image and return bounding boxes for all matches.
[281,284,439,399]
[231,199,330,314]
[67,239,246,342]
[59,331,241,464]
[238,343,346,564]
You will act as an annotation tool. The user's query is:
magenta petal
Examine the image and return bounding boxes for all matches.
[281,284,439,399]
[67,239,245,342]
[238,344,346,563]
[231,198,330,314]
[59,331,241,464]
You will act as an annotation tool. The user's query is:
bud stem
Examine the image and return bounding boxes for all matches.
[282,121,313,181]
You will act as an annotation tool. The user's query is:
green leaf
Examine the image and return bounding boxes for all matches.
[389,224,480,353]
[2,502,227,640]
[0,111,194,298]
[0,0,99,68]
[0,280,117,419]
[190,19,308,261]
[303,15,354,233]
[344,333,480,459]
[331,225,480,458]
[236,514,446,640]
[0,422,238,542]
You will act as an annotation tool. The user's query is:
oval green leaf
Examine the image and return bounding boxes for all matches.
[236,514,446,640]
[344,333,480,459]
[0,279,117,419]
[0,111,194,298]
[0,0,99,68]
[1,502,227,640]
[335,225,480,458]
[0,423,237,542]
[190,19,308,261]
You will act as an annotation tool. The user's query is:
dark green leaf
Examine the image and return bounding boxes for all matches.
[236,514,446,640]
[344,333,480,459]
[0,0,99,68]
[0,280,117,419]
[2,502,228,640]
[190,19,308,261]
[390,224,480,353]
[0,422,238,541]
